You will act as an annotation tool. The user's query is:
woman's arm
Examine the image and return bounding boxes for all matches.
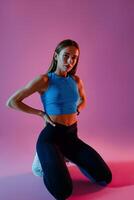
[6,74,56,126]
[74,75,87,113]
[6,75,47,117]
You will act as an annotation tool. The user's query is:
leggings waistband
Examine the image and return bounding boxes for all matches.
[47,121,77,129]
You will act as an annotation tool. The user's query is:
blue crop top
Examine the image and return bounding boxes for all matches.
[40,72,80,115]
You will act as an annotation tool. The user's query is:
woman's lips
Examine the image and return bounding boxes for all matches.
[63,65,72,71]
[63,65,69,69]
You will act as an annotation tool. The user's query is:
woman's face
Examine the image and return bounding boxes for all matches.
[55,46,79,73]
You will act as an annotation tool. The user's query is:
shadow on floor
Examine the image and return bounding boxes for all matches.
[0,161,134,200]
[107,161,134,188]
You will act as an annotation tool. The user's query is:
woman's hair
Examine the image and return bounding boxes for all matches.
[46,39,80,76]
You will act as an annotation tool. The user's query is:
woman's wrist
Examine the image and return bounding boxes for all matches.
[38,110,46,118]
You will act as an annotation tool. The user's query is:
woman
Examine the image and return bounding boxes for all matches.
[6,39,112,200]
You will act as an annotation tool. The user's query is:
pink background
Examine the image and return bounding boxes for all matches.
[1,0,134,199]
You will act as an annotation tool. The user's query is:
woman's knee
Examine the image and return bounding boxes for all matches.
[59,183,73,199]
[105,168,112,184]
[97,167,112,186]
[78,164,112,186]
[43,175,73,199]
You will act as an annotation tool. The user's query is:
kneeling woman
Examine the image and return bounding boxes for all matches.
[6,39,112,200]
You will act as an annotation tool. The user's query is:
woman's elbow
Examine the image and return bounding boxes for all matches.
[6,98,17,108]
[82,97,87,107]
[6,99,13,108]
[83,100,87,109]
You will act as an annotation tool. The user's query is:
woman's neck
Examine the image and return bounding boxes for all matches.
[54,70,68,77]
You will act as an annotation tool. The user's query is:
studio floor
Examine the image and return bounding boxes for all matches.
[0,161,134,200]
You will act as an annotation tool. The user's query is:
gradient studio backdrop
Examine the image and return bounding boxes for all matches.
[1,0,134,197]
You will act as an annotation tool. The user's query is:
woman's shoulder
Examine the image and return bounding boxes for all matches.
[71,74,84,90]
[31,73,50,95]
[30,74,46,85]
[71,74,81,83]
[40,73,49,81]
[37,72,51,82]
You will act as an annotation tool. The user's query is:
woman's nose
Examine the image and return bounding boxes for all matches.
[68,57,73,65]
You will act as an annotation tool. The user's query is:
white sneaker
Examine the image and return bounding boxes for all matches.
[32,152,43,177]
[32,153,75,177]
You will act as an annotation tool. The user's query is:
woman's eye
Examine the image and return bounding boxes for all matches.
[64,55,68,57]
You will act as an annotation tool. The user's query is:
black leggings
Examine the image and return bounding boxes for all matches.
[36,122,112,200]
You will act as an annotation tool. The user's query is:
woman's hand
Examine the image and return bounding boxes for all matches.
[40,111,56,127]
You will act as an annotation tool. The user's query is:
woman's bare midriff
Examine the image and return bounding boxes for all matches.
[49,113,78,126]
